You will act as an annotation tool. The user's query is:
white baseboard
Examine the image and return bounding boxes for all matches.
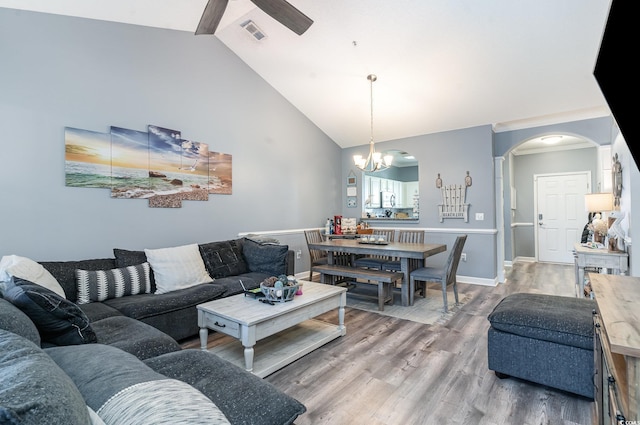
[300,271,497,287]
[513,256,536,263]
[457,275,498,287]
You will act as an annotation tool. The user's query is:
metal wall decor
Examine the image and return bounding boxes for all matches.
[436,172,471,222]
[65,125,232,208]
[612,153,622,207]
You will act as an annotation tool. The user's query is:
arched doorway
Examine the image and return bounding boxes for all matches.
[501,134,604,266]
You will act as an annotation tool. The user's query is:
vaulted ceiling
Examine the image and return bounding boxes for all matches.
[0,1,613,148]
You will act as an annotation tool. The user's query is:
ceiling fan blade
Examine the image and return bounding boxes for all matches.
[250,0,313,35]
[195,0,229,35]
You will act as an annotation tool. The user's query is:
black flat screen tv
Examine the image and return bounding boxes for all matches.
[593,0,638,169]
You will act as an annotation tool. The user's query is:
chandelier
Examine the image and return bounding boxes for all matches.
[353,74,393,172]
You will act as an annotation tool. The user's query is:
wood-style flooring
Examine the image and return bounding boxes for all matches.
[189,262,594,425]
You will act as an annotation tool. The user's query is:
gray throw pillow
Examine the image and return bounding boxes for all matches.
[3,278,97,346]
[199,239,248,278]
[241,238,289,277]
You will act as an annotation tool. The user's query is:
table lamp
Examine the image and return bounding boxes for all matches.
[584,193,614,243]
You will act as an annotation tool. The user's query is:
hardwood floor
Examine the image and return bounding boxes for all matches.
[190,262,594,425]
[271,262,592,425]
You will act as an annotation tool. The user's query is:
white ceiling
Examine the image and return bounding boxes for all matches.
[0,0,613,148]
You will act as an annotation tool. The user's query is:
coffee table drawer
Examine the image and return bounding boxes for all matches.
[201,314,241,338]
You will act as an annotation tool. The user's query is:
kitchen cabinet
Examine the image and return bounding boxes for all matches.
[380,178,390,192]
[364,176,417,209]
[404,181,419,208]
[392,181,403,205]
[364,176,381,208]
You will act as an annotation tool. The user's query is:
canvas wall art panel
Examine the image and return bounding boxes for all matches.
[64,127,112,189]
[64,124,232,208]
[208,151,232,195]
[110,126,151,200]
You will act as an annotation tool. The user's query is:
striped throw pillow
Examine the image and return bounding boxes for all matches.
[75,263,151,304]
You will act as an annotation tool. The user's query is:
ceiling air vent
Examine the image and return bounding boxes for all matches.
[241,20,267,41]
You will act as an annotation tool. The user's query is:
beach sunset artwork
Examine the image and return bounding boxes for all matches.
[208,151,232,195]
[64,124,232,208]
[147,126,209,208]
[110,126,151,200]
[65,127,112,189]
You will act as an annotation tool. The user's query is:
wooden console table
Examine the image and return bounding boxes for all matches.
[592,274,640,424]
[573,243,628,297]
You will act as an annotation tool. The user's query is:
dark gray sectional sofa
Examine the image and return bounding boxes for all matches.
[0,237,305,425]
[41,237,294,341]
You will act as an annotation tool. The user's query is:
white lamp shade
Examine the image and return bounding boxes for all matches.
[585,193,613,213]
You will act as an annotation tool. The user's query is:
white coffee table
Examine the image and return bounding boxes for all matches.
[197,281,346,378]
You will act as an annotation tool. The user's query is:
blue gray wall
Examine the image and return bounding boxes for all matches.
[510,147,598,259]
[610,127,639,276]
[342,125,498,282]
[0,9,341,261]
[496,117,613,263]
[2,9,638,280]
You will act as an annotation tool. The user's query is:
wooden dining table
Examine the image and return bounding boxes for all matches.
[307,238,447,307]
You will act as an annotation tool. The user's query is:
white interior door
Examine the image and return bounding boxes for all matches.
[536,172,590,263]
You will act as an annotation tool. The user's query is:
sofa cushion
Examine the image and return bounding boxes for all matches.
[3,278,97,346]
[40,259,117,303]
[241,238,289,277]
[46,343,229,424]
[144,349,306,425]
[102,283,225,321]
[113,248,156,291]
[214,273,268,297]
[90,315,181,360]
[144,244,213,294]
[199,239,249,278]
[487,293,595,350]
[0,329,91,425]
[79,301,124,323]
[0,298,41,346]
[0,255,66,297]
[75,262,152,304]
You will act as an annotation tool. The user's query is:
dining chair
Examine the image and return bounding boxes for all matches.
[382,230,425,271]
[304,229,328,281]
[353,229,396,270]
[409,234,467,312]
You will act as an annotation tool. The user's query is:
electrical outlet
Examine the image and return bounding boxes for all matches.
[296,250,302,260]
[475,213,484,221]
[461,253,467,262]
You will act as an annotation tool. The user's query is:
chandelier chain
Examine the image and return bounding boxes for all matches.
[353,73,391,172]
[370,74,374,143]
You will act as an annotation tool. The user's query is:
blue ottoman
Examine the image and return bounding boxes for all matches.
[487,293,596,398]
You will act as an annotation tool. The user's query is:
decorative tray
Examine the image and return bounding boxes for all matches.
[357,240,389,245]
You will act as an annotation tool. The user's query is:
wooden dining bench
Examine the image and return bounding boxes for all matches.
[311,264,403,311]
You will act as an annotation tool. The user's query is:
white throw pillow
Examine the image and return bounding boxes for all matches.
[144,244,213,295]
[0,255,66,297]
